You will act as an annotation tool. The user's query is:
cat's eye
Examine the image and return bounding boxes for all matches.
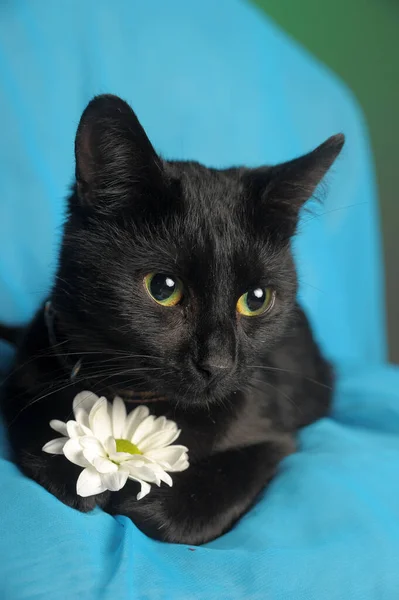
[236,287,275,317]
[144,273,184,307]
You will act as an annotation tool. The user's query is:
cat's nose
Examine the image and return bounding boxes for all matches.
[195,357,233,381]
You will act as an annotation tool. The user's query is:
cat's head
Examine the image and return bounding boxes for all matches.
[55,95,344,406]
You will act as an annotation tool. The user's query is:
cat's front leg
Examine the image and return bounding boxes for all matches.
[107,436,294,545]
[18,448,110,512]
[4,394,110,512]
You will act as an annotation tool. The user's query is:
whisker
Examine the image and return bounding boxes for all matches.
[249,365,332,391]
[95,370,175,402]
[1,345,159,386]
[300,201,368,227]
[0,340,69,385]
[90,366,165,389]
[8,380,86,426]
[248,378,302,414]
[41,350,162,359]
[8,366,166,425]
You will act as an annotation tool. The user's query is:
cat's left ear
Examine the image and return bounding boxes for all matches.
[244,134,345,239]
[74,94,165,215]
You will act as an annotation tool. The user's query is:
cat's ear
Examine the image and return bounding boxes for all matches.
[244,134,345,239]
[74,94,164,214]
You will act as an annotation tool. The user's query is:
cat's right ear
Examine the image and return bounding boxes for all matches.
[74,95,164,215]
[242,134,344,241]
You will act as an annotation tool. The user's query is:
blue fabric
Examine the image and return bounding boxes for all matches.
[0,1,396,598]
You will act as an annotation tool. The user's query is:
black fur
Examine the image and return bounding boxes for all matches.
[1,95,344,545]
[0,324,22,346]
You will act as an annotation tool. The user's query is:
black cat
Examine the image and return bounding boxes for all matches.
[1,95,343,545]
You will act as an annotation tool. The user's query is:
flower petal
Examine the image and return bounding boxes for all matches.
[112,396,127,438]
[108,451,141,463]
[73,391,99,428]
[93,456,118,474]
[152,463,174,486]
[82,449,98,465]
[148,465,173,487]
[66,420,84,439]
[123,405,150,440]
[77,467,107,497]
[125,462,169,486]
[154,416,168,430]
[79,423,94,436]
[145,445,189,469]
[125,460,154,479]
[156,417,178,433]
[80,436,107,459]
[130,415,157,445]
[138,428,181,452]
[101,468,129,492]
[63,438,91,467]
[89,397,112,443]
[136,480,151,500]
[103,436,116,456]
[160,471,173,486]
[169,456,190,472]
[42,437,68,454]
[49,420,67,436]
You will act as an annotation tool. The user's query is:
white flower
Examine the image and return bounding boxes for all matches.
[42,391,189,500]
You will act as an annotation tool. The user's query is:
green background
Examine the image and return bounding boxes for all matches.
[253,0,399,362]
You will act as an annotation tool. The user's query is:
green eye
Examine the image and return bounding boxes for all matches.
[236,287,275,317]
[144,273,183,307]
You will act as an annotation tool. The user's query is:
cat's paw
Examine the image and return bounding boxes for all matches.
[19,451,110,512]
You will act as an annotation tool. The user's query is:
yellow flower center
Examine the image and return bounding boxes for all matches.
[115,439,142,455]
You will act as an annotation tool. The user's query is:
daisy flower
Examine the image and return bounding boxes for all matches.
[43,391,189,499]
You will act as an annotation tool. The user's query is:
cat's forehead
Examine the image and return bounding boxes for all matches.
[165,162,244,243]
[166,160,243,212]
[156,161,283,284]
